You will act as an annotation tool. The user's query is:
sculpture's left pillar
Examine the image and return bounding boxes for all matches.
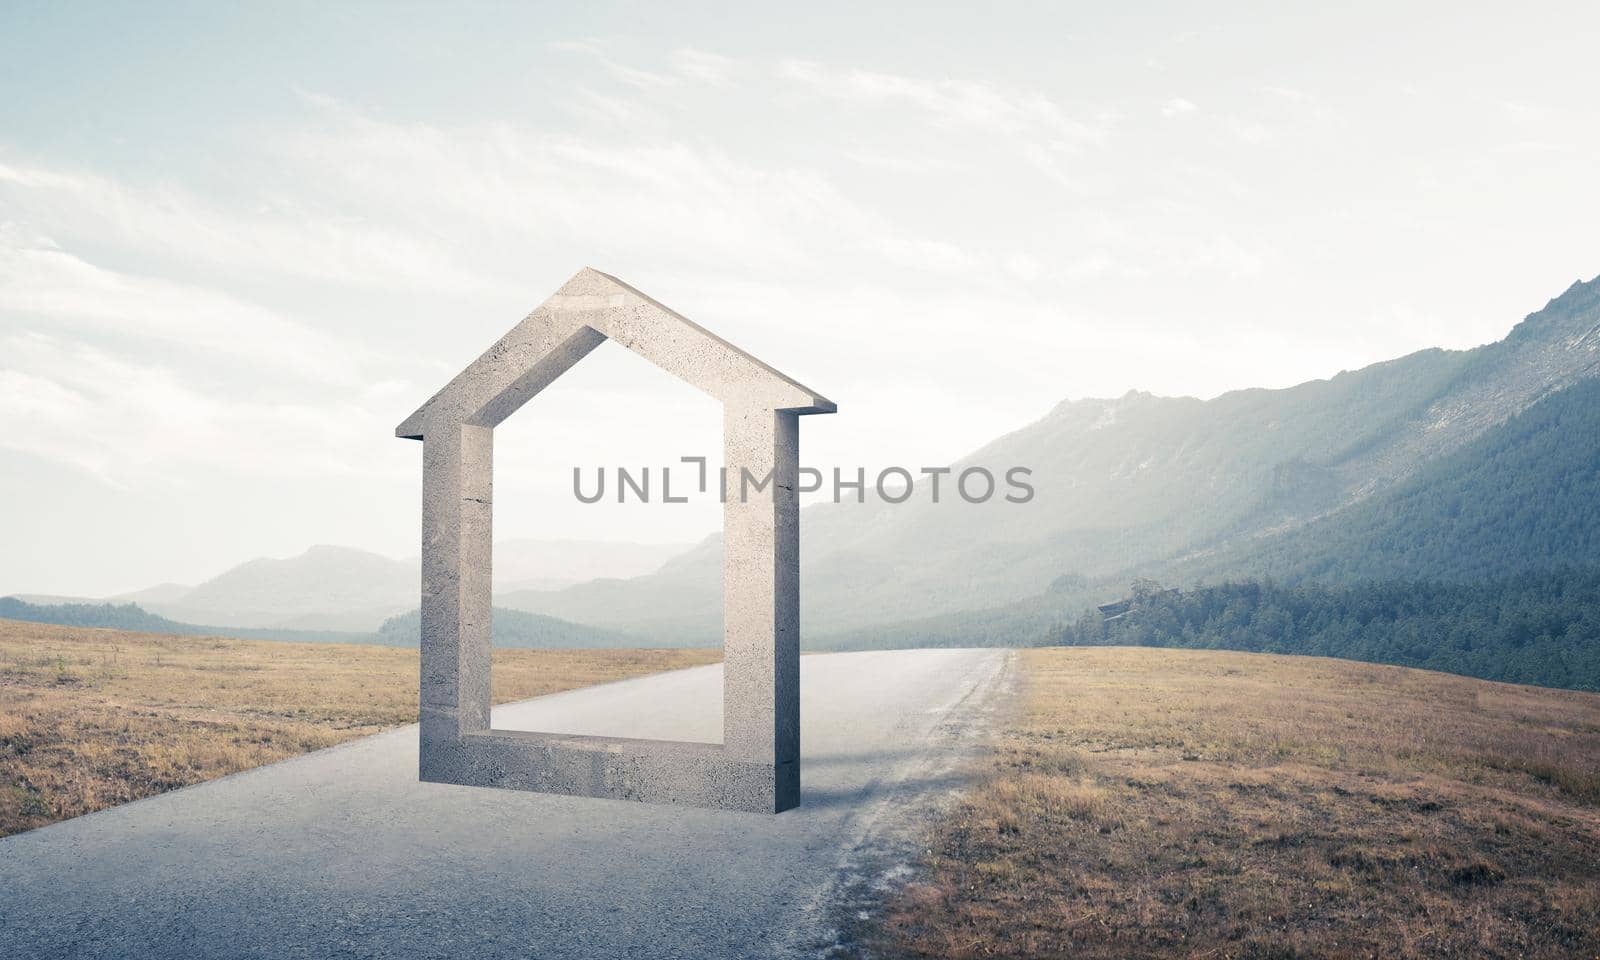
[420,423,494,775]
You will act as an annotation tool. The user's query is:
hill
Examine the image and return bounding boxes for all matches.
[372,607,633,648]
[0,596,364,644]
[1056,573,1600,691]
[0,597,627,650]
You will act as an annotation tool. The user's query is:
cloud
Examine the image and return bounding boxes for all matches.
[1264,85,1314,103]
[0,159,498,297]
[549,39,679,90]
[0,227,370,387]
[840,148,963,174]
[1228,119,1274,145]
[1491,140,1570,155]
[0,219,413,489]
[0,96,1015,499]
[272,101,999,284]
[668,48,737,85]
[1063,253,1118,280]
[553,41,740,89]
[1181,234,1268,279]
[778,59,1105,143]
[0,82,1051,498]
[776,59,1109,190]
[0,331,394,487]
[1005,253,1043,281]
[1161,97,1198,117]
[1256,84,1344,130]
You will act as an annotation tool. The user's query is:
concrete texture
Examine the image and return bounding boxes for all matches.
[397,268,834,813]
[0,649,1012,960]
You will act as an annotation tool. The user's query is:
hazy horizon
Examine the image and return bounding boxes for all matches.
[5,2,1600,594]
[0,298,1572,599]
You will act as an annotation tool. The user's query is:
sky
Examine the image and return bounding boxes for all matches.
[2,2,1598,595]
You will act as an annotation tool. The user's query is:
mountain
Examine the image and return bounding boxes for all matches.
[111,582,195,605]
[10,583,196,608]
[819,365,1600,653]
[485,539,688,593]
[112,540,695,633]
[497,273,1600,643]
[146,545,415,632]
[7,593,103,606]
[497,538,724,642]
[1186,371,1600,585]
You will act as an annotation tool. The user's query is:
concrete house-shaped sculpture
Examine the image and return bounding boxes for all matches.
[397,268,834,813]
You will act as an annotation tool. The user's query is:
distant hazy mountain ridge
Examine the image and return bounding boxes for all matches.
[496,273,1600,643]
[43,540,696,633]
[150,545,415,631]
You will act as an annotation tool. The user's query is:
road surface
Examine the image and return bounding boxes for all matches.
[0,648,1012,959]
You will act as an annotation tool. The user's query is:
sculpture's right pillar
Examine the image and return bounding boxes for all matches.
[722,404,801,812]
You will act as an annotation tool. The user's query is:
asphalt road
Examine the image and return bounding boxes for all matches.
[0,648,1012,960]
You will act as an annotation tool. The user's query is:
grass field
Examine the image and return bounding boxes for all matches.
[877,647,1600,960]
[0,618,719,838]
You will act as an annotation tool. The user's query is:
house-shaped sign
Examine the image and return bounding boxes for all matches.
[397,268,834,813]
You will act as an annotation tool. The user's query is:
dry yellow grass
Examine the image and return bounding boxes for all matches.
[0,618,719,838]
[878,647,1600,960]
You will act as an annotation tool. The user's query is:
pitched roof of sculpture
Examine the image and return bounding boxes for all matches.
[396,268,835,440]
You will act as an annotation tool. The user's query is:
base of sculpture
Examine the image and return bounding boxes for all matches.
[420,729,799,814]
